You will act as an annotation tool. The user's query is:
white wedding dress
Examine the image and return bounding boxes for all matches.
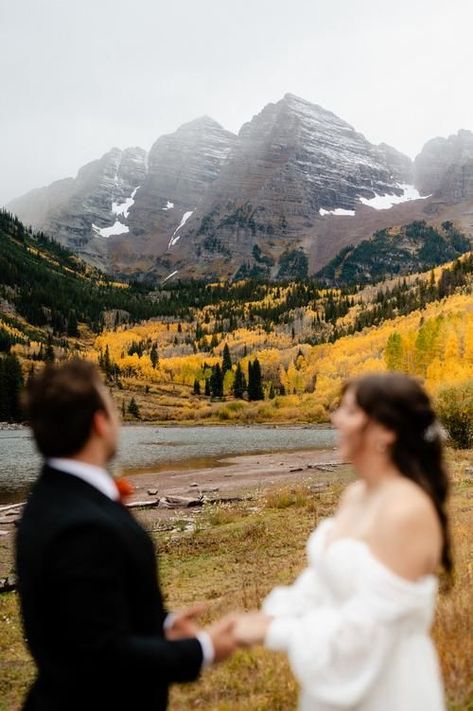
[263,517,445,711]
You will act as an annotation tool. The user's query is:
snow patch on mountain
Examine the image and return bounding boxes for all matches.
[162,201,175,211]
[319,207,356,217]
[162,269,179,283]
[92,220,130,238]
[168,210,194,247]
[112,186,140,218]
[359,184,430,210]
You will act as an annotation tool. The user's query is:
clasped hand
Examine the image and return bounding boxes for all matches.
[165,604,273,662]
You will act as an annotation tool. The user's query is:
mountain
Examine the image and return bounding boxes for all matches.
[316,220,472,286]
[8,94,473,281]
[8,147,147,269]
[414,129,473,200]
[150,93,416,281]
[109,116,237,275]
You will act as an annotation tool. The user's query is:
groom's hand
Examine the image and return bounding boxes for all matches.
[205,615,238,663]
[233,612,273,646]
[165,603,208,640]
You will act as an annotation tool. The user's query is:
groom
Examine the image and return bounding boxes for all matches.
[16,359,236,710]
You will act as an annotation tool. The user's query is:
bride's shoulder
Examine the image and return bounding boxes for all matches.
[381,478,440,529]
[372,484,442,579]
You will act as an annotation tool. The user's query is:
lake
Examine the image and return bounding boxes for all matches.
[0,424,337,504]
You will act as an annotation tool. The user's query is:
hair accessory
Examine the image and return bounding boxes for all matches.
[423,420,447,442]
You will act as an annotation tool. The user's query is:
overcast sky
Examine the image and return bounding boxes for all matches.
[1,0,472,205]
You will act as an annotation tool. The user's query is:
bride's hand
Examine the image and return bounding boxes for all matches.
[233,612,273,647]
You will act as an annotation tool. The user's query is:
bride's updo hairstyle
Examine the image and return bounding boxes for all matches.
[341,372,453,576]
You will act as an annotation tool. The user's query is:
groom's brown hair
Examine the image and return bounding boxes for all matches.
[22,359,107,458]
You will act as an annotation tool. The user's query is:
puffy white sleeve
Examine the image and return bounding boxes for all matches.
[265,560,436,708]
[262,530,328,617]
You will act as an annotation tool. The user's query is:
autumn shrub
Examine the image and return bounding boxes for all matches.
[265,486,310,509]
[300,400,327,423]
[435,380,473,449]
[217,401,247,421]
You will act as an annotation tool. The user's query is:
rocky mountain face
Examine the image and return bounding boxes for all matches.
[8,94,473,282]
[8,147,147,268]
[414,129,473,201]
[108,117,236,274]
[157,93,416,281]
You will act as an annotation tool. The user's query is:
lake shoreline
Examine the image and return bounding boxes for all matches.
[0,421,333,430]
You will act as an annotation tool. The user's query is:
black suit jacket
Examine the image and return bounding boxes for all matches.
[15,464,203,710]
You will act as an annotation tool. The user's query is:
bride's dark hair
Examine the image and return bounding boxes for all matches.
[341,372,453,577]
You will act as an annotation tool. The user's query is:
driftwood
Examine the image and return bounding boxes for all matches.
[0,502,24,514]
[306,460,348,469]
[209,495,246,504]
[0,516,20,526]
[159,495,203,509]
[126,498,160,509]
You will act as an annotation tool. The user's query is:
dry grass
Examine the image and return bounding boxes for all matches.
[432,452,473,710]
[0,459,472,710]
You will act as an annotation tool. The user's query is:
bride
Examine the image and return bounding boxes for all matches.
[234,372,452,710]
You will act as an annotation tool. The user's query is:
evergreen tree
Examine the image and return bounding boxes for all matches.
[150,343,159,369]
[252,357,264,400]
[103,344,112,378]
[67,310,79,337]
[222,343,232,374]
[44,336,55,363]
[248,358,264,401]
[204,378,211,396]
[193,378,201,395]
[0,353,24,422]
[127,397,140,419]
[247,361,254,400]
[232,362,246,399]
[209,363,224,398]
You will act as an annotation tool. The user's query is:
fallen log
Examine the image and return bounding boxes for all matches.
[306,460,348,469]
[126,498,160,509]
[0,516,20,525]
[0,502,24,514]
[206,495,247,505]
[0,574,17,593]
[159,495,203,509]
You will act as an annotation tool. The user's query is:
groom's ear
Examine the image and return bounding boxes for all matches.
[91,408,109,438]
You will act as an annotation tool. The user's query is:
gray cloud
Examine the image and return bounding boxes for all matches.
[1,0,472,205]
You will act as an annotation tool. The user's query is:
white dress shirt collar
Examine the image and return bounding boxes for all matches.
[46,458,119,501]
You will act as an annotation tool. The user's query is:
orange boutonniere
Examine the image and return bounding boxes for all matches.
[114,476,134,503]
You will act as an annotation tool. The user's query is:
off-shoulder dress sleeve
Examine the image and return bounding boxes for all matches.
[262,530,328,617]
[264,549,437,708]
